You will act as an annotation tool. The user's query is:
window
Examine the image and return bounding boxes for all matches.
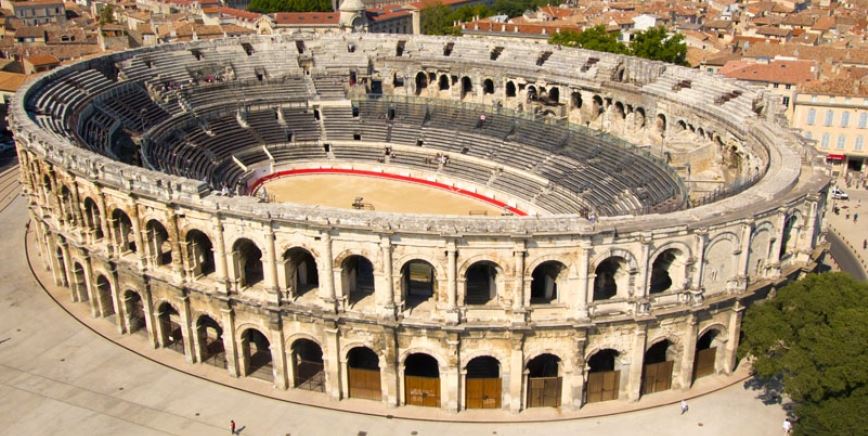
[837,134,846,150]
[824,110,834,127]
[773,83,779,89]
[785,84,791,90]
[821,133,830,148]
[841,111,850,128]
[804,131,812,140]
[782,96,790,107]
[856,136,864,151]
[806,108,816,125]
[859,112,867,129]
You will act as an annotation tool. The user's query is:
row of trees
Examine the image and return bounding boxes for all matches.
[549,25,687,65]
[739,272,867,435]
[248,0,332,14]
[421,0,556,36]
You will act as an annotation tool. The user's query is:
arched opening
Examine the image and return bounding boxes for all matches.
[697,127,705,138]
[292,339,325,392]
[465,356,501,409]
[656,114,667,134]
[748,228,772,276]
[635,107,647,128]
[284,247,319,297]
[614,101,626,119]
[438,74,449,90]
[197,315,226,368]
[676,119,687,131]
[111,209,136,253]
[59,185,74,223]
[404,353,440,407]
[241,328,272,381]
[779,215,798,259]
[482,78,495,95]
[593,257,627,300]
[145,219,172,266]
[72,261,87,302]
[548,87,559,104]
[592,95,604,118]
[570,91,582,109]
[348,347,381,401]
[642,340,674,395]
[158,302,183,353]
[54,247,68,287]
[233,238,263,288]
[530,261,566,304]
[527,85,538,101]
[460,76,472,99]
[83,198,103,239]
[95,274,115,317]
[414,71,428,95]
[526,354,561,407]
[505,81,516,98]
[124,290,146,335]
[649,249,681,294]
[186,230,215,277]
[343,255,375,304]
[401,260,436,308]
[586,349,620,403]
[465,261,497,305]
[693,329,722,382]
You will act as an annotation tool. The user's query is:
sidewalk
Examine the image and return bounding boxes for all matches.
[826,186,868,278]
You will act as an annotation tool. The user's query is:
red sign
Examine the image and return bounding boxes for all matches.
[826,153,846,161]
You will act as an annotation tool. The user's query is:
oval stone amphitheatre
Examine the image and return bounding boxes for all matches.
[12,32,829,417]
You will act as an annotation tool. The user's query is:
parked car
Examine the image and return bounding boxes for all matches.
[830,186,849,200]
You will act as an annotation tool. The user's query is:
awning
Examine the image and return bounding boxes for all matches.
[826,153,846,161]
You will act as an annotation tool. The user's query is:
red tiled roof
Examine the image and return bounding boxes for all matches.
[720,59,816,85]
[272,12,338,25]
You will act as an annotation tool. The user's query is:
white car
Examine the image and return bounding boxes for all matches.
[830,187,849,200]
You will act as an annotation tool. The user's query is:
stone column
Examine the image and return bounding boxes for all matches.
[767,210,787,276]
[446,241,457,310]
[737,222,753,288]
[381,326,399,407]
[576,246,591,318]
[626,323,647,401]
[81,255,99,317]
[678,314,698,389]
[508,334,524,412]
[167,209,184,280]
[97,191,113,256]
[221,306,240,377]
[141,284,159,349]
[637,238,651,299]
[724,302,745,374]
[263,225,280,301]
[268,311,288,389]
[377,236,395,318]
[128,203,147,268]
[566,335,587,409]
[320,231,336,311]
[443,336,460,412]
[212,216,230,294]
[324,326,342,399]
[512,241,526,313]
[691,231,707,302]
[179,294,195,363]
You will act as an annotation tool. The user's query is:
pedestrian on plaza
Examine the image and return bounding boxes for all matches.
[230,419,236,435]
[854,213,859,223]
[680,399,689,415]
[782,419,793,434]
[863,239,866,250]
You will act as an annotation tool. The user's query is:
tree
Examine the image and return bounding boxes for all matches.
[247,0,332,14]
[98,4,115,25]
[738,273,868,436]
[420,2,461,36]
[547,26,628,54]
[629,26,687,66]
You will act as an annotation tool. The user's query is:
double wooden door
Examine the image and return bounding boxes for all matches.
[348,367,382,401]
[642,361,674,395]
[466,378,501,409]
[405,375,440,407]
[586,370,620,403]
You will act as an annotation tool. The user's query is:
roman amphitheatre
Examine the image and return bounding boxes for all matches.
[10,32,830,417]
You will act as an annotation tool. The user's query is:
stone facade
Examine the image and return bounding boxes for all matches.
[11,33,830,416]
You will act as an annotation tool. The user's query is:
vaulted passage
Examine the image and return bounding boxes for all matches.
[343,255,374,304]
[158,302,183,354]
[186,230,215,277]
[242,328,272,382]
[284,247,319,297]
[348,347,381,401]
[465,356,501,409]
[594,257,627,300]
[642,340,674,395]
[197,315,225,368]
[465,261,497,305]
[404,353,440,407]
[694,329,722,383]
[292,339,325,392]
[402,260,436,308]
[530,261,565,304]
[233,238,263,287]
[124,290,146,335]
[586,349,620,403]
[526,354,561,408]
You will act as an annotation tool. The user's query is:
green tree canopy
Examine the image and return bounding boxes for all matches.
[420,2,462,36]
[98,4,115,25]
[547,25,687,65]
[548,25,628,54]
[630,26,687,66]
[248,0,332,14]
[492,0,557,18]
[739,273,868,436]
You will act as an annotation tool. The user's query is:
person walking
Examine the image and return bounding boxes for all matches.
[230,419,236,435]
[782,419,793,434]
[680,399,689,415]
[854,213,859,223]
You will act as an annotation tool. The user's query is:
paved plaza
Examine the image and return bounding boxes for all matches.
[0,191,795,436]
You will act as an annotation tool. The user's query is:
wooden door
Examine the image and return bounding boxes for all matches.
[527,377,562,408]
[586,370,620,403]
[466,378,501,409]
[693,347,717,380]
[641,360,674,395]
[405,375,440,407]
[348,367,381,401]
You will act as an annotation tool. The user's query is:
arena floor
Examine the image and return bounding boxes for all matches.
[259,173,511,216]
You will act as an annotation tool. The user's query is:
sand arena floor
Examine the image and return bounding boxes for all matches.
[259,173,512,216]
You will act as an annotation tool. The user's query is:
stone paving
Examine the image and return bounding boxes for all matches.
[826,184,868,280]
[0,193,793,436]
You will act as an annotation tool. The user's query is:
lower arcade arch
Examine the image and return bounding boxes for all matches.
[95,274,115,317]
[157,302,183,353]
[347,347,382,401]
[586,349,621,403]
[196,315,226,368]
[72,261,87,302]
[641,340,675,395]
[693,328,724,383]
[241,328,273,381]
[292,338,325,392]
[123,290,146,334]
[526,353,561,408]
[404,353,441,407]
[465,356,502,409]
